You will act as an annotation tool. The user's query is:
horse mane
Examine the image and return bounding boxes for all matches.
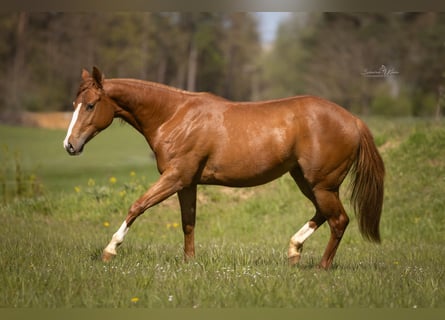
[79,75,229,104]
[107,78,230,102]
[109,78,191,95]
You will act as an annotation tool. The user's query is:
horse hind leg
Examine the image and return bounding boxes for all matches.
[313,188,349,269]
[288,218,323,265]
[288,166,350,269]
[287,167,327,266]
[287,186,349,269]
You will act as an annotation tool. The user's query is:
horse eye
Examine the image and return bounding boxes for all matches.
[86,103,95,111]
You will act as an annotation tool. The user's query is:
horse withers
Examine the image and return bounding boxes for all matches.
[63,67,384,269]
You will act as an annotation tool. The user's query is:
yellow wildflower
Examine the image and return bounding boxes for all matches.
[74,186,81,193]
[131,297,139,303]
[119,190,126,197]
[130,171,136,177]
[167,222,180,229]
[87,178,95,187]
[109,176,117,184]
[103,221,110,227]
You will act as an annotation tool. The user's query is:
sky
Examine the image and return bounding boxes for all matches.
[255,12,293,44]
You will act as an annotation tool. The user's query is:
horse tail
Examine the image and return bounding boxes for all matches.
[350,119,385,243]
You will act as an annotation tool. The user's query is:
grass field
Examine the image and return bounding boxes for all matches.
[0,118,444,308]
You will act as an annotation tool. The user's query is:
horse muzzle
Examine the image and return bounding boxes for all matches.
[64,139,84,156]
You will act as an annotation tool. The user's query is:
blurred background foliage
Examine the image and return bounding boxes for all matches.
[1,12,444,121]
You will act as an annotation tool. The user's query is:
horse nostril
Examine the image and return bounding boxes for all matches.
[65,140,84,156]
[66,141,75,154]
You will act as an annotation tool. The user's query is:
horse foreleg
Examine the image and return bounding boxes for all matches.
[178,185,197,261]
[102,221,129,261]
[102,168,184,262]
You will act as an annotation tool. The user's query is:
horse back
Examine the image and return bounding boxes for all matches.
[185,95,361,187]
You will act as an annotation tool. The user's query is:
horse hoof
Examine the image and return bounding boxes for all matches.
[102,250,116,262]
[288,254,301,266]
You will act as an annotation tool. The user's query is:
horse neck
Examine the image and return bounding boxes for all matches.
[103,79,185,141]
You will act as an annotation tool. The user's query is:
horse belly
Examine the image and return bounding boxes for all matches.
[199,137,297,187]
[200,162,293,187]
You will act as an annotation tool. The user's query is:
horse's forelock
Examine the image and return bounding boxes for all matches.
[76,78,102,97]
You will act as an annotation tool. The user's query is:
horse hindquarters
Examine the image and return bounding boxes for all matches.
[288,117,384,269]
[287,107,361,269]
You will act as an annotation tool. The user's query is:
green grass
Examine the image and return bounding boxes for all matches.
[0,122,156,193]
[0,118,444,307]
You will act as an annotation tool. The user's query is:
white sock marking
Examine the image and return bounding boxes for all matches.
[104,221,129,255]
[114,221,129,243]
[291,222,315,246]
[63,103,82,149]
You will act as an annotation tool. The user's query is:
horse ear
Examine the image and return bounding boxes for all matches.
[81,68,90,80]
[92,66,104,89]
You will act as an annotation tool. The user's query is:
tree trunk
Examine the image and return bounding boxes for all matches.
[435,85,443,120]
[10,12,28,111]
[187,38,198,92]
[157,57,167,84]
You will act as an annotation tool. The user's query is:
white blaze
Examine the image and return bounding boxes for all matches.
[63,103,82,149]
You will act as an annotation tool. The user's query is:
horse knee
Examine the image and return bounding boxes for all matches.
[126,202,144,226]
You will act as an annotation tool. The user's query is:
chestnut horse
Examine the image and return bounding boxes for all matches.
[64,67,384,269]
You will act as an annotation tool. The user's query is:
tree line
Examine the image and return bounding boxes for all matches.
[0,12,259,120]
[0,12,444,122]
[262,12,445,117]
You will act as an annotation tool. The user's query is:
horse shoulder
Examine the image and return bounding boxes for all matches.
[152,96,227,171]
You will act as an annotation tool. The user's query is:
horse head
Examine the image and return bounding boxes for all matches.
[63,67,116,155]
